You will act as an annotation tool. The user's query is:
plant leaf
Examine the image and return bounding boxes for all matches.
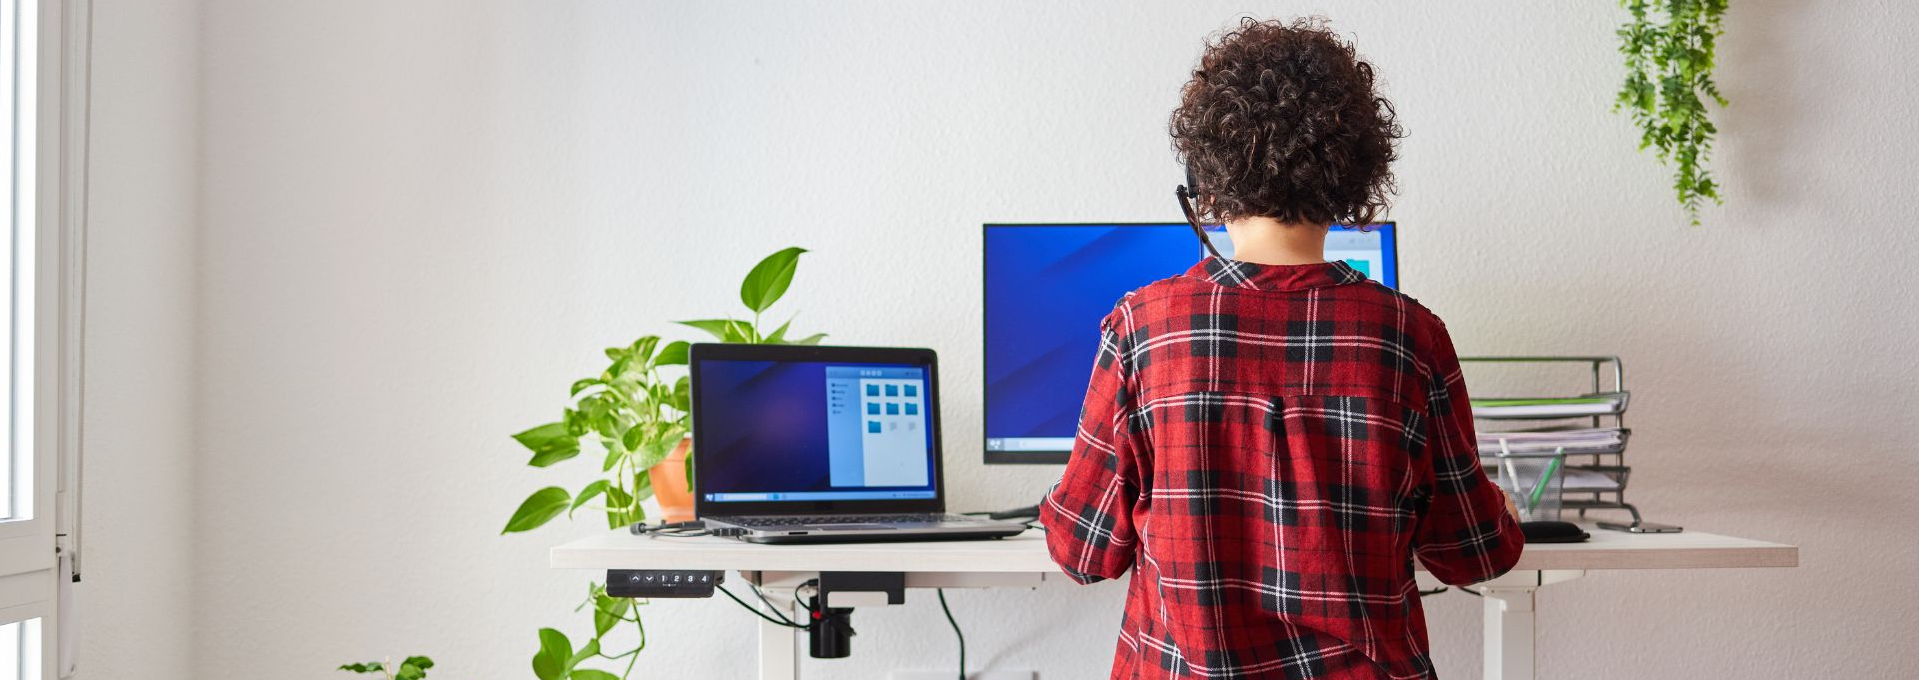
[763,318,793,344]
[594,594,631,637]
[338,662,385,674]
[633,437,678,471]
[502,487,571,534]
[630,336,661,367]
[669,376,690,412]
[532,628,571,680]
[571,670,620,680]
[569,479,611,517]
[518,423,581,468]
[655,340,690,366]
[604,485,640,529]
[791,332,828,346]
[739,247,807,313]
[395,656,433,680]
[676,319,734,340]
[568,637,601,671]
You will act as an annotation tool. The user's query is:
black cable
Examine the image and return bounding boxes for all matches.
[717,584,806,629]
[750,583,803,628]
[936,588,965,680]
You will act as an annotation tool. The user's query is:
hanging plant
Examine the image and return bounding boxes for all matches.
[1615,0,1728,225]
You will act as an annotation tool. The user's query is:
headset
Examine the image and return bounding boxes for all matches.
[1175,167,1226,259]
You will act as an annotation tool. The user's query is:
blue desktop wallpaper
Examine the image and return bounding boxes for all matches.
[695,359,937,497]
[983,225,1198,443]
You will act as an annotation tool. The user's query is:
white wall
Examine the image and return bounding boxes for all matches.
[76,1,201,679]
[176,1,1919,678]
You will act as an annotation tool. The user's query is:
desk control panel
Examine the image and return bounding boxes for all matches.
[606,569,724,598]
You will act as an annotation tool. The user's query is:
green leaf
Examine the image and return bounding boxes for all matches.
[502,487,571,534]
[763,318,793,344]
[630,336,661,367]
[569,479,611,517]
[676,319,735,340]
[632,471,655,502]
[791,333,828,346]
[739,247,807,313]
[518,418,583,466]
[337,662,385,674]
[569,378,601,397]
[719,319,754,344]
[594,594,631,636]
[655,340,690,366]
[395,656,433,680]
[669,376,690,412]
[604,486,640,529]
[571,671,620,680]
[601,443,623,472]
[633,437,678,471]
[568,637,601,670]
[532,628,571,680]
[621,424,648,452]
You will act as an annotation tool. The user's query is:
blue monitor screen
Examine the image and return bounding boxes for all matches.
[982,223,1397,462]
[695,359,939,502]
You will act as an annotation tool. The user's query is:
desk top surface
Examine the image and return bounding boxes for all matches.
[551,525,1797,574]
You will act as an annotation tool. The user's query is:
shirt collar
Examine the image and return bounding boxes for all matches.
[1186,257,1367,292]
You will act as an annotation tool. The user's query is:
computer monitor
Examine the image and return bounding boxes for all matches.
[982,222,1398,464]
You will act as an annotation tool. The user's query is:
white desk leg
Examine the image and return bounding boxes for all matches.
[1472,570,1583,680]
[756,585,801,680]
[1479,583,1536,680]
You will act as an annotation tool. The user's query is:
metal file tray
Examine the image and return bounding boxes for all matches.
[1462,356,1645,524]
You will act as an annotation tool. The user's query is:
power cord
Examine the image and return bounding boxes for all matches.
[936,588,966,680]
[630,520,746,539]
[717,584,807,629]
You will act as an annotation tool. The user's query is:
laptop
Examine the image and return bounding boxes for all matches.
[688,343,1027,544]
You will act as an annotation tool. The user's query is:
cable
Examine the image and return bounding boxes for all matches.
[750,583,804,628]
[936,588,966,680]
[717,584,806,629]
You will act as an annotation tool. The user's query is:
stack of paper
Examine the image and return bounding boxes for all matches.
[1470,392,1628,419]
[1477,427,1626,455]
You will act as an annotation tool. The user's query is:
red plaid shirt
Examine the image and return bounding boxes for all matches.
[1041,258,1524,679]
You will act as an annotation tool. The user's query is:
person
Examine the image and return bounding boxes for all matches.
[1039,17,1524,680]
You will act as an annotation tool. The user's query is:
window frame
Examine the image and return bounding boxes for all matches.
[0,1,90,678]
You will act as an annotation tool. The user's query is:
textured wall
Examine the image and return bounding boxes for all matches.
[186,1,1916,679]
[76,1,202,679]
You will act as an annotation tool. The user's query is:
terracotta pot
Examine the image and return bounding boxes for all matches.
[648,437,696,523]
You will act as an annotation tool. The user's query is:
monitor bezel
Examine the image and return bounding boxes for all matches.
[689,343,947,516]
[980,222,1398,465]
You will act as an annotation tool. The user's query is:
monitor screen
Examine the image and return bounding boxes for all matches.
[982,222,1397,463]
[694,359,939,502]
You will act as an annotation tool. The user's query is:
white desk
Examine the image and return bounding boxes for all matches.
[552,526,1796,680]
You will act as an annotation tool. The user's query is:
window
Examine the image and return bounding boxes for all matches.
[0,1,88,678]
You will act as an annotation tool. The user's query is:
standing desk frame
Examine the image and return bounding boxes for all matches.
[553,527,1795,680]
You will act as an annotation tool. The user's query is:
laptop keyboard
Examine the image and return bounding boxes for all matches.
[723,513,977,527]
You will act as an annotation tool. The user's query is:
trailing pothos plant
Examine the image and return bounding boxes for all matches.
[500,246,824,680]
[1615,0,1729,224]
[338,657,435,680]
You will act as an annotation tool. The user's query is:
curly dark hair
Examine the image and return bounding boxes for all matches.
[1170,17,1403,226]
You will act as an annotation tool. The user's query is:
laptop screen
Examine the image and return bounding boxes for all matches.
[693,358,939,504]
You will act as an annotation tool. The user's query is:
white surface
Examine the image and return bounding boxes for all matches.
[894,672,1035,680]
[68,2,200,680]
[551,527,1797,573]
[65,1,1909,679]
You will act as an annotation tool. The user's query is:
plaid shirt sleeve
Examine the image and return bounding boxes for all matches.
[1040,307,1142,584]
[1411,318,1525,585]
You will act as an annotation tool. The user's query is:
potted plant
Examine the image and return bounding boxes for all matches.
[497,247,824,679]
